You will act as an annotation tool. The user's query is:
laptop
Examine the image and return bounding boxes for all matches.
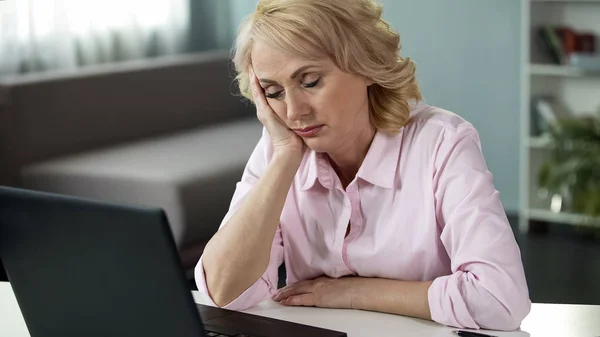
[0,186,347,337]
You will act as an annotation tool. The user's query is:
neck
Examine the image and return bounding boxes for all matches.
[327,124,376,189]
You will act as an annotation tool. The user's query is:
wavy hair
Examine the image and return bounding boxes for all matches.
[232,0,422,134]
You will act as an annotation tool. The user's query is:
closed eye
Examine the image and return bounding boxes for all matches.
[264,78,320,100]
[303,79,320,88]
[265,90,284,99]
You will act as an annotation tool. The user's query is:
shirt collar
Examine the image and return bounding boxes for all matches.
[299,150,331,190]
[300,100,425,191]
[358,101,427,188]
[355,130,403,189]
[300,130,402,191]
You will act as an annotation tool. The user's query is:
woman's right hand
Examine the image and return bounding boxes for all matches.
[249,67,306,159]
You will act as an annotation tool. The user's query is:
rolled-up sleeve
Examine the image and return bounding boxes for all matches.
[194,128,284,311]
[428,125,531,330]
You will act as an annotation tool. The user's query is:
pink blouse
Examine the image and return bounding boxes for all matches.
[195,101,531,330]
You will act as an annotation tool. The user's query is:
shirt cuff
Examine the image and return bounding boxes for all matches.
[427,273,479,329]
[194,255,274,311]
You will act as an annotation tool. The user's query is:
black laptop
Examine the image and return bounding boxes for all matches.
[0,186,346,337]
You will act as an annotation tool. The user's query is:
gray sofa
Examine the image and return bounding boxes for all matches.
[0,50,262,272]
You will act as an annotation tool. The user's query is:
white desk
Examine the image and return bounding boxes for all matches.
[2,282,599,337]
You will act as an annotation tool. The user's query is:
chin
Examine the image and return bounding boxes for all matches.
[303,137,331,153]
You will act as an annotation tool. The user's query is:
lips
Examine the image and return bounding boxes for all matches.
[295,125,321,132]
[292,124,324,137]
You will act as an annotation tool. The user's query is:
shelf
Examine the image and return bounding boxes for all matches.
[522,0,600,233]
[527,208,600,226]
[527,135,552,148]
[528,64,600,77]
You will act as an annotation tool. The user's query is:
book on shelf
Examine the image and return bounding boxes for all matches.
[530,95,573,136]
[538,26,567,64]
[537,25,598,67]
[569,53,600,71]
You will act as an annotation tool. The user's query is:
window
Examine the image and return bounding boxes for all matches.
[0,0,190,75]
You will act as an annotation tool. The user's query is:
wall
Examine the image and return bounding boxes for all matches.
[225,0,523,213]
[379,0,522,212]
[229,0,258,37]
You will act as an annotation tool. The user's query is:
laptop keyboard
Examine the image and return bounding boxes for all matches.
[205,330,255,337]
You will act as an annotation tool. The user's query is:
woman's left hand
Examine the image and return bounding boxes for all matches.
[272,276,355,309]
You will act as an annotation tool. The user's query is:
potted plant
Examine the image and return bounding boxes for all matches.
[538,107,600,230]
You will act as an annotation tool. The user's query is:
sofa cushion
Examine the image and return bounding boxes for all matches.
[21,118,262,249]
[0,50,254,187]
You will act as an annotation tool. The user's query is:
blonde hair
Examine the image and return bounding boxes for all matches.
[232,0,422,134]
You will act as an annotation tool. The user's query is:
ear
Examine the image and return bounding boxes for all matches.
[364,77,374,87]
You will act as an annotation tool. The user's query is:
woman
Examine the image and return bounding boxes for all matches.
[195,0,531,331]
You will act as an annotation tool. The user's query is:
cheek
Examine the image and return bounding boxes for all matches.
[311,89,344,120]
[268,100,288,120]
[315,84,367,122]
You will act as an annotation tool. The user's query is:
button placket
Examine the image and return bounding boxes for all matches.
[341,181,361,274]
[335,190,352,276]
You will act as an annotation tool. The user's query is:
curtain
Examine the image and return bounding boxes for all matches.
[0,0,190,76]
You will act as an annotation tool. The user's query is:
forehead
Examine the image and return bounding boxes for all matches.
[250,40,331,79]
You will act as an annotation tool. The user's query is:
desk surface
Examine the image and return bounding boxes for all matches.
[1,282,599,337]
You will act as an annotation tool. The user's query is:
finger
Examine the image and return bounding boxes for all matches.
[274,279,312,298]
[248,67,267,105]
[281,293,316,307]
[273,280,315,301]
[276,279,312,295]
[247,69,274,122]
[248,67,257,92]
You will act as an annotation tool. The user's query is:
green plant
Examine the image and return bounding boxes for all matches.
[538,108,600,227]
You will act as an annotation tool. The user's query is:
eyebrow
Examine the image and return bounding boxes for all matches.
[258,65,321,84]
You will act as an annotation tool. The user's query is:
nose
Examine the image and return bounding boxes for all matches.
[285,89,310,121]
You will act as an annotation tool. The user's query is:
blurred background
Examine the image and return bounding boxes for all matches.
[0,0,599,305]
